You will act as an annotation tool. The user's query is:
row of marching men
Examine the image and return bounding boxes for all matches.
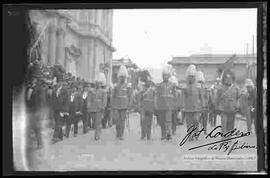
[133,64,257,142]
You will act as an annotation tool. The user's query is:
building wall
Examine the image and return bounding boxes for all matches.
[173,63,249,86]
[29,9,114,85]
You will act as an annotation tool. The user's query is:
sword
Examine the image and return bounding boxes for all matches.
[127,110,131,133]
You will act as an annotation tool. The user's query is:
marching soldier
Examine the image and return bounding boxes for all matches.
[196,71,209,134]
[66,82,83,137]
[111,65,132,140]
[215,69,240,135]
[239,78,257,134]
[156,66,176,140]
[102,83,113,128]
[86,73,107,140]
[181,64,204,141]
[169,75,179,135]
[138,76,156,140]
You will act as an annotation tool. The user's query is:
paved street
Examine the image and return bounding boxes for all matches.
[27,112,257,171]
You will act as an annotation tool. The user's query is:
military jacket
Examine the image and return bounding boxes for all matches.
[139,86,156,112]
[216,84,240,113]
[86,88,107,112]
[155,82,175,110]
[182,84,204,112]
[111,83,131,109]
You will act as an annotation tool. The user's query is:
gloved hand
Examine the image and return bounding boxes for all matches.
[59,112,64,117]
[251,107,255,112]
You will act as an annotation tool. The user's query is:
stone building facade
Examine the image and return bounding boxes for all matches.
[29,9,115,85]
[168,54,256,87]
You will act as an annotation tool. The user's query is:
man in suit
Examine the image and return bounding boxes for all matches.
[66,82,83,137]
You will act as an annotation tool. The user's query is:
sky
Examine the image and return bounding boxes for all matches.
[112,9,257,69]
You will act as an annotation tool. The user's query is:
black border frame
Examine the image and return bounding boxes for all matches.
[2,2,267,175]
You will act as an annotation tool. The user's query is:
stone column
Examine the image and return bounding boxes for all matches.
[55,26,65,66]
[47,23,56,66]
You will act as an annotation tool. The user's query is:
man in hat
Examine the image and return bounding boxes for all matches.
[240,78,257,134]
[81,82,90,134]
[51,72,70,142]
[137,75,156,140]
[66,82,83,137]
[155,66,176,140]
[102,83,113,128]
[196,71,209,134]
[216,69,240,135]
[181,64,205,141]
[86,73,107,140]
[111,65,132,140]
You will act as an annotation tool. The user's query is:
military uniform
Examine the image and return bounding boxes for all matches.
[216,71,240,134]
[86,73,107,140]
[156,80,175,140]
[182,65,204,141]
[138,83,155,140]
[111,65,132,140]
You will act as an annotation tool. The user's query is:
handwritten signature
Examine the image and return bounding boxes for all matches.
[179,125,256,154]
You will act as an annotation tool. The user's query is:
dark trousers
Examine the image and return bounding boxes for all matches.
[115,109,127,139]
[65,113,80,137]
[52,111,64,141]
[157,110,172,139]
[221,112,235,134]
[246,110,256,134]
[200,110,208,132]
[90,112,102,139]
[172,110,178,134]
[82,111,89,134]
[209,110,218,127]
[102,108,111,128]
[87,112,95,129]
[185,112,200,141]
[140,111,153,139]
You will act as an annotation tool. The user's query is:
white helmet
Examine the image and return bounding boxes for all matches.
[162,65,171,76]
[196,71,205,83]
[96,72,106,85]
[118,65,128,78]
[169,75,178,86]
[185,64,197,78]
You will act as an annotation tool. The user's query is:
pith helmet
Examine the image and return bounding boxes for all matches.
[245,78,254,88]
[185,64,197,78]
[96,72,107,85]
[162,66,171,75]
[118,65,128,78]
[169,75,178,86]
[196,71,205,83]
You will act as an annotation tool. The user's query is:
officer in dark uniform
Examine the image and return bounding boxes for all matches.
[216,69,240,135]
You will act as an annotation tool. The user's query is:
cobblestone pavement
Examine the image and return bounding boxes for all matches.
[19,112,257,171]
